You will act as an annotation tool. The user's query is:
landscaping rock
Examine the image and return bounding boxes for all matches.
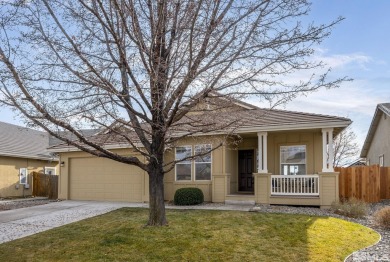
[0,198,58,211]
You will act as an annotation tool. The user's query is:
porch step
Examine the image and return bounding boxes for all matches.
[225,194,255,206]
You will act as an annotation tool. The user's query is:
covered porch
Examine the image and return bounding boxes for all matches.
[212,128,340,208]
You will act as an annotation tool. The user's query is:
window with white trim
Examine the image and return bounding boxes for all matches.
[175,146,192,181]
[19,168,28,184]
[379,155,384,167]
[45,167,56,175]
[280,145,306,175]
[175,144,212,181]
[195,144,212,180]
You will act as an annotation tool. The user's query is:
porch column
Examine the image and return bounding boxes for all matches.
[322,128,334,172]
[257,132,268,173]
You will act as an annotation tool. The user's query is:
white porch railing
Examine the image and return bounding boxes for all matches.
[271,175,319,196]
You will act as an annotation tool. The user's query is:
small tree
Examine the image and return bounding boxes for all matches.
[333,127,359,167]
[0,0,347,226]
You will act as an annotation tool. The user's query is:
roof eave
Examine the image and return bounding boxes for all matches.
[50,120,351,153]
[47,143,142,153]
[0,152,59,161]
[360,106,384,158]
[235,120,352,133]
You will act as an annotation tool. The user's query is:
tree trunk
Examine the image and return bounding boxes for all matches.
[147,165,167,226]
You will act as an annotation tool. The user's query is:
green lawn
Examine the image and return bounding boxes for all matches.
[0,208,379,262]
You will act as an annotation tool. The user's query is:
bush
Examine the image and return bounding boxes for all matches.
[374,207,390,229]
[174,188,204,206]
[331,198,368,218]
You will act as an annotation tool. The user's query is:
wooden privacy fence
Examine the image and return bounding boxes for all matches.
[335,165,390,203]
[32,172,58,199]
[381,167,390,199]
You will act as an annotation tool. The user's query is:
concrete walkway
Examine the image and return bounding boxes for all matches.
[0,200,252,244]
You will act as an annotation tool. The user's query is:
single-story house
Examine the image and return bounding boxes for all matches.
[51,97,351,208]
[0,121,58,198]
[361,103,390,166]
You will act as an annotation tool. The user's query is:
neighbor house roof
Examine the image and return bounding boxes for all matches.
[0,121,57,161]
[49,129,99,147]
[346,158,366,167]
[49,101,351,152]
[360,103,390,157]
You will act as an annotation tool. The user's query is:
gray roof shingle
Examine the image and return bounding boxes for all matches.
[49,106,351,151]
[0,121,55,160]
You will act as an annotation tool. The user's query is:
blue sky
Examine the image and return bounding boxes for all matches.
[0,0,389,152]
[272,0,390,149]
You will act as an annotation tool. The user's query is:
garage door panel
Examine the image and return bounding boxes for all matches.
[69,157,144,202]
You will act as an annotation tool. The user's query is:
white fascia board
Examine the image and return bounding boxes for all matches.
[47,142,142,153]
[0,152,59,161]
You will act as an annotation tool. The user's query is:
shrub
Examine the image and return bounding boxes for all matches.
[374,207,390,229]
[174,188,204,206]
[331,197,368,218]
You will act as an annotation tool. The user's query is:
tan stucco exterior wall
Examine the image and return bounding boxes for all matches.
[0,156,58,198]
[164,136,226,202]
[57,130,328,204]
[367,113,390,165]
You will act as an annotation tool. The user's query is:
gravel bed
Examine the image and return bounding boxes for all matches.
[0,198,58,211]
[250,200,390,261]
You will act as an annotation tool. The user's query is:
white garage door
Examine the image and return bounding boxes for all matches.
[69,157,144,202]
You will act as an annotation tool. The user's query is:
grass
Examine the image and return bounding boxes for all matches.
[0,208,379,262]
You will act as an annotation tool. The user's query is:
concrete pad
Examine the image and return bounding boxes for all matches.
[0,200,148,244]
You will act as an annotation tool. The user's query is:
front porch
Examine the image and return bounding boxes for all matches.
[213,172,338,208]
[212,128,340,208]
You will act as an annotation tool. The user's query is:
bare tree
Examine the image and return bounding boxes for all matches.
[333,127,359,167]
[0,0,347,225]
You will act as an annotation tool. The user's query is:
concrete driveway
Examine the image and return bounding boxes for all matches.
[0,200,148,244]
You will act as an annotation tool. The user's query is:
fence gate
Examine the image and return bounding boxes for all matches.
[32,172,58,199]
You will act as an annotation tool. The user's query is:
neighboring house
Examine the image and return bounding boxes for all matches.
[361,103,390,167]
[0,122,58,198]
[347,158,366,167]
[50,97,351,208]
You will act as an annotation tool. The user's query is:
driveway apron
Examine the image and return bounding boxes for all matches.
[0,201,147,244]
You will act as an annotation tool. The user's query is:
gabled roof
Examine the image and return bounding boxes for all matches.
[0,121,56,160]
[49,129,99,146]
[360,103,390,157]
[346,159,366,167]
[49,99,351,152]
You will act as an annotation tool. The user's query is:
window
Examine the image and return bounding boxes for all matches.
[175,146,192,181]
[280,145,306,175]
[45,167,56,175]
[379,155,384,167]
[19,168,28,184]
[195,144,212,180]
[175,144,212,181]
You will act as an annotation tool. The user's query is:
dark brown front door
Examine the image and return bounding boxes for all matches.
[238,150,254,192]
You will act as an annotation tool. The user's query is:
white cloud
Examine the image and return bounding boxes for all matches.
[246,47,390,149]
[313,49,372,70]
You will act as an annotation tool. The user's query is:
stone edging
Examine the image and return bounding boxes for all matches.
[344,226,382,262]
